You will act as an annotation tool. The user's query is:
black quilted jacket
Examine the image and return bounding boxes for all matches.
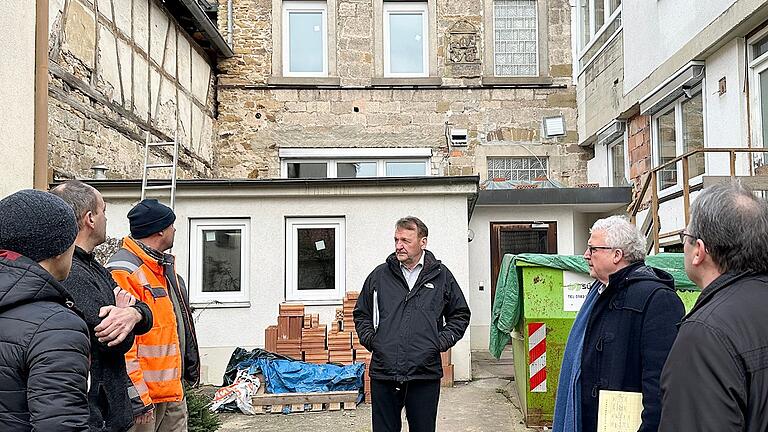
[0,250,90,431]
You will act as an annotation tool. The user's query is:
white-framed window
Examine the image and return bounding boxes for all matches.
[576,0,621,70]
[285,217,345,302]
[282,1,328,77]
[284,159,429,178]
[280,148,432,178]
[487,156,548,181]
[652,89,705,192]
[607,137,629,187]
[493,0,539,77]
[748,28,768,173]
[189,219,250,304]
[383,2,429,77]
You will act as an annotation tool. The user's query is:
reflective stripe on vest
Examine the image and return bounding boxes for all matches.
[127,385,140,399]
[104,260,140,273]
[127,379,149,399]
[143,368,179,383]
[137,343,178,358]
[126,359,141,374]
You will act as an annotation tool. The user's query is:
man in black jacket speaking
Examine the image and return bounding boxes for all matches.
[53,180,154,432]
[353,216,470,432]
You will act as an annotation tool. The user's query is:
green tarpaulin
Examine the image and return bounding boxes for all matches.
[489,253,698,358]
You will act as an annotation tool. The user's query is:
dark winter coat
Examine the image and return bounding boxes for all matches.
[353,250,471,381]
[659,272,768,432]
[61,246,154,432]
[580,262,684,432]
[0,250,90,431]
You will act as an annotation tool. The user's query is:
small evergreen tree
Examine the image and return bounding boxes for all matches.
[186,386,221,432]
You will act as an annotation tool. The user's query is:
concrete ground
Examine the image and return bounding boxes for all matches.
[217,349,537,432]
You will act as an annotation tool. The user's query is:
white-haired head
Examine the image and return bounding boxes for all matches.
[589,215,646,263]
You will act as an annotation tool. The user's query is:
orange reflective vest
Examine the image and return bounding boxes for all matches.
[107,237,194,411]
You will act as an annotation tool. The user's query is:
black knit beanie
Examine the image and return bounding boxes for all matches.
[0,189,78,262]
[128,199,176,239]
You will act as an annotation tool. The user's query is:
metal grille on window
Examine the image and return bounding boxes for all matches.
[488,157,548,181]
[500,230,548,254]
[494,0,538,76]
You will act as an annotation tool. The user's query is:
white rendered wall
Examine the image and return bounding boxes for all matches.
[467,205,578,350]
[703,39,752,175]
[623,0,736,93]
[0,1,36,197]
[101,189,473,384]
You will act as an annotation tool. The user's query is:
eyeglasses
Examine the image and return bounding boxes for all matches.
[679,231,697,244]
[586,245,615,254]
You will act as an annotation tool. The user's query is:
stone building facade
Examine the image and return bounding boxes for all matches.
[213,0,589,184]
[47,0,226,180]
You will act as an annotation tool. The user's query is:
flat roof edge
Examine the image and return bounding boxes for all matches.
[477,187,632,206]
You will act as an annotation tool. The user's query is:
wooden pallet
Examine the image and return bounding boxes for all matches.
[252,391,359,414]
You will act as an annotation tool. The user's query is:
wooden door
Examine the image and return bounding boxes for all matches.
[490,222,557,310]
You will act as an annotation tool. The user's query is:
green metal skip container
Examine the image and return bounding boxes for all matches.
[489,253,700,427]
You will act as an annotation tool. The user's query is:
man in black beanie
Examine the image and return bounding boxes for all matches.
[52,180,154,432]
[0,189,91,431]
[106,199,199,432]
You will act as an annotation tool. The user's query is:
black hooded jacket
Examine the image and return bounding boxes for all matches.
[659,272,768,432]
[0,251,90,431]
[580,262,685,432]
[61,246,153,432]
[353,250,470,381]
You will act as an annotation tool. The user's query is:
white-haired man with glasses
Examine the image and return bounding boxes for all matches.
[553,216,684,432]
[659,182,768,432]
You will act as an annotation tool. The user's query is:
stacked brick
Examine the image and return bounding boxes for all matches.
[262,293,458,404]
[441,350,454,387]
[352,330,372,403]
[302,315,328,364]
[274,304,304,359]
[328,330,354,364]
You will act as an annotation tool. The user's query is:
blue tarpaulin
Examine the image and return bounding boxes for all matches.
[226,348,364,394]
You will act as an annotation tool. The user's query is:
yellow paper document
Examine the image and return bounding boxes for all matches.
[597,390,643,432]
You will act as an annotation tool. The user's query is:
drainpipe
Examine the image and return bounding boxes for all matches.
[227,0,234,47]
[34,0,49,189]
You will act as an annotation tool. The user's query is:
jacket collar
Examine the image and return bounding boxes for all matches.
[602,261,645,294]
[387,249,440,275]
[122,236,173,274]
[683,271,749,320]
[0,250,71,310]
[73,245,96,262]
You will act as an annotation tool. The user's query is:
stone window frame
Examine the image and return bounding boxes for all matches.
[650,86,706,197]
[482,0,552,86]
[270,0,341,86]
[188,218,251,307]
[285,217,346,304]
[372,0,442,86]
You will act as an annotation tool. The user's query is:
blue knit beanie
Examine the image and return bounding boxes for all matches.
[0,189,78,262]
[128,199,176,239]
